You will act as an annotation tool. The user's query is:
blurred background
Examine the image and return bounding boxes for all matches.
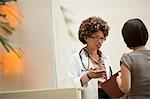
[0,0,150,92]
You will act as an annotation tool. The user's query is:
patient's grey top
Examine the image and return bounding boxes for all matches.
[120,50,150,99]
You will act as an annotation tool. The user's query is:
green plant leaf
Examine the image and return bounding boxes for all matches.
[0,36,10,52]
[64,15,73,24]
[1,25,13,35]
[0,0,17,3]
[68,29,76,41]
[0,36,22,59]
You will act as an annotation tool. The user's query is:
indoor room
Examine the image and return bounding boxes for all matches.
[0,0,150,99]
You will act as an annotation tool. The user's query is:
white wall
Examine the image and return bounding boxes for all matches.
[54,0,150,87]
[51,0,70,88]
[0,88,81,99]
[149,1,150,23]
[147,0,150,49]
[0,0,56,91]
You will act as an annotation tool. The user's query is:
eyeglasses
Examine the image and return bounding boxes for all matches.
[89,36,106,41]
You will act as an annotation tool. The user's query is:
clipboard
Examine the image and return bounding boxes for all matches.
[101,72,124,98]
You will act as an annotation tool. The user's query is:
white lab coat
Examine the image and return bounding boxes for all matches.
[68,49,112,99]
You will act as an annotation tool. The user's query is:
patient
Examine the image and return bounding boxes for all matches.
[116,18,150,99]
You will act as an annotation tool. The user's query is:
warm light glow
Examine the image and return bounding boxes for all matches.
[0,2,22,28]
[2,50,23,75]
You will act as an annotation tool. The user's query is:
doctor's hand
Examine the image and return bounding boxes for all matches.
[87,68,106,79]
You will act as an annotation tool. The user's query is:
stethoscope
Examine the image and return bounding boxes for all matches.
[79,47,91,71]
[79,48,113,77]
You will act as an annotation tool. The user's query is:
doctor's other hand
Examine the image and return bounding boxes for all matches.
[87,68,106,79]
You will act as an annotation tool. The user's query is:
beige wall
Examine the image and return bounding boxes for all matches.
[18,0,56,90]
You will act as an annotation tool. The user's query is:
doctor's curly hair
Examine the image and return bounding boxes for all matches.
[78,16,110,44]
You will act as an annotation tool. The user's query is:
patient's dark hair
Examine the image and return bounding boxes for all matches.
[122,18,148,48]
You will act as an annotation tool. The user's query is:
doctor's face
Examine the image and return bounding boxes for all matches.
[86,31,105,50]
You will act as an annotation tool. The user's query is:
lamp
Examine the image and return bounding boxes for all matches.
[1,49,23,75]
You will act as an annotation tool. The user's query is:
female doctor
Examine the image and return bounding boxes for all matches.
[68,16,112,99]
